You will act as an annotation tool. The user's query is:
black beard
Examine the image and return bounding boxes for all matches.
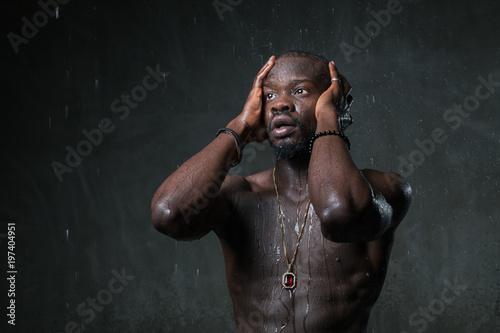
[268,118,315,160]
[267,111,316,160]
[270,139,310,160]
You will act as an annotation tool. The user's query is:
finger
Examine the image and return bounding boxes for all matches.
[329,61,342,94]
[252,55,276,88]
[329,61,342,86]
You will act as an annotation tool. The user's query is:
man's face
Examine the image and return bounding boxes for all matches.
[263,56,329,159]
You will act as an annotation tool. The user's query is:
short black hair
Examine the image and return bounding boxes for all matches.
[276,50,331,89]
[276,50,330,65]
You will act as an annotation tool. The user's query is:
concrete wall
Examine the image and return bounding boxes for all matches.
[1,0,499,331]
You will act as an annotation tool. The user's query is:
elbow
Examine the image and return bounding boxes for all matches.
[151,201,189,241]
[316,200,354,241]
[318,198,390,243]
[315,192,371,228]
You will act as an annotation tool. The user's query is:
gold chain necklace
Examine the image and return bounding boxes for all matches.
[272,166,311,290]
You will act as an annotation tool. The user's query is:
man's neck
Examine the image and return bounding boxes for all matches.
[273,155,310,201]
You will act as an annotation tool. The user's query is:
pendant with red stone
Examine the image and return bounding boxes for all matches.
[282,271,296,289]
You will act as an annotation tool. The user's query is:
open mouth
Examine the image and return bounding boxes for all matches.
[271,115,297,138]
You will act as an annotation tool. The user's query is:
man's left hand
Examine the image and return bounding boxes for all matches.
[315,61,352,121]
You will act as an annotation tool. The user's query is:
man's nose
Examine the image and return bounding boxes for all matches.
[271,99,293,113]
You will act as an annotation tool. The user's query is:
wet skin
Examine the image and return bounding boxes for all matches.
[215,170,396,332]
[152,55,412,332]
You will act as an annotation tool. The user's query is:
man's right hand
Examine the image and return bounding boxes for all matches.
[230,56,275,145]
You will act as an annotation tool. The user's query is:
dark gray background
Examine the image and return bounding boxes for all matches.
[1,0,499,332]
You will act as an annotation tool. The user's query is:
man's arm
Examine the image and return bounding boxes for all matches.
[309,61,412,243]
[151,56,275,241]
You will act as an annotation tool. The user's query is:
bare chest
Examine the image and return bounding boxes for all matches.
[217,195,392,331]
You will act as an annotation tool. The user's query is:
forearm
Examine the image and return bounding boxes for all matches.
[309,111,388,241]
[151,119,250,239]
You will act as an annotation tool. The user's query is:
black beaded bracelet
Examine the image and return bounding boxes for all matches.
[309,130,351,153]
[216,128,242,166]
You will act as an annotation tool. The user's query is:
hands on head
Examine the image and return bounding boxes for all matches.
[235,55,276,145]
[315,61,353,121]
[235,56,353,146]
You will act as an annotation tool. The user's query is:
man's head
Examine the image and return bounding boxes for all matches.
[263,51,331,160]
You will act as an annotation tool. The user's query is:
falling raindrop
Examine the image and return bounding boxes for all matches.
[196,268,199,277]
[95,79,99,90]
[55,7,59,19]
[48,117,52,129]
[65,105,68,118]
[65,229,69,242]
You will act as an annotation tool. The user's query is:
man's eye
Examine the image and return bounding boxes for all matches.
[295,88,306,95]
[265,93,275,100]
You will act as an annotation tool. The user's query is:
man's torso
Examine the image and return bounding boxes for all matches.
[214,169,395,332]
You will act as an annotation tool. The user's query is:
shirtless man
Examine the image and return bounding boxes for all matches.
[151,51,412,332]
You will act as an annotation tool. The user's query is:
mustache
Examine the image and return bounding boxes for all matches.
[266,111,303,132]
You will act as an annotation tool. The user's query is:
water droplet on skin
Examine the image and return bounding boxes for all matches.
[366,272,370,277]
[335,257,341,262]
